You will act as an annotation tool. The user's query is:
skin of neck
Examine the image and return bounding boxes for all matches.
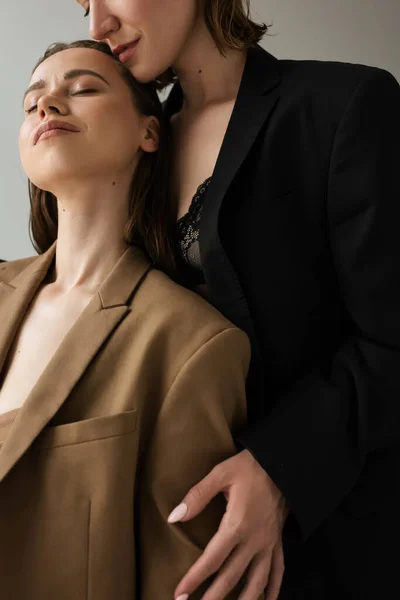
[46,171,133,295]
[172,17,247,112]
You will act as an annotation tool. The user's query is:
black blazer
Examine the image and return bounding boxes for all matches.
[165,45,400,598]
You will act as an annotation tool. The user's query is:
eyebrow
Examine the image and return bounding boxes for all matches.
[23,69,110,103]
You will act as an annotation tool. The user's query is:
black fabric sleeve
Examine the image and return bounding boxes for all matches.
[237,69,400,540]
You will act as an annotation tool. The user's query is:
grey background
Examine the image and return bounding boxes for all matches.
[1,0,399,259]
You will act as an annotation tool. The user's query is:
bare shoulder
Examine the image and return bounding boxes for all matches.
[0,256,37,284]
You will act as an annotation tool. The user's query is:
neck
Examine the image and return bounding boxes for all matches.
[172,21,247,112]
[46,176,131,295]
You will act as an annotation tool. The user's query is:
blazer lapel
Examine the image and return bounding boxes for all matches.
[164,46,281,251]
[0,245,56,375]
[0,245,152,483]
[202,46,281,240]
[198,47,282,416]
[165,46,282,405]
[203,46,280,351]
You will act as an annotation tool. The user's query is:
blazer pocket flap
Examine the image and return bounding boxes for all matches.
[39,410,137,449]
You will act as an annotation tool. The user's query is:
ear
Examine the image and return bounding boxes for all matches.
[139,116,160,153]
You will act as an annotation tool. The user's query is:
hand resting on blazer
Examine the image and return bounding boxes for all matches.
[0,244,255,600]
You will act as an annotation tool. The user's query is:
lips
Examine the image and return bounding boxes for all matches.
[33,120,80,145]
[112,39,140,62]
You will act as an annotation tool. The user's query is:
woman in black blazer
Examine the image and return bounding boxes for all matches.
[77,1,400,599]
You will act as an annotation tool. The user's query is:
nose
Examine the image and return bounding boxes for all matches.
[89,4,120,42]
[37,94,68,119]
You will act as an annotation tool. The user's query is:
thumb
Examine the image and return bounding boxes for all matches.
[167,465,224,523]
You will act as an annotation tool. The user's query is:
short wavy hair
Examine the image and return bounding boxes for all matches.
[157,0,268,87]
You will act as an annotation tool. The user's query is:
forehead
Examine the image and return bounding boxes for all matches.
[31,47,118,84]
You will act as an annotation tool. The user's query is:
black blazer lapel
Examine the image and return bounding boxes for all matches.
[164,45,281,364]
[203,46,280,346]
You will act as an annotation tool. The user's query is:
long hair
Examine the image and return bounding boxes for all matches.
[28,40,176,275]
[157,0,268,87]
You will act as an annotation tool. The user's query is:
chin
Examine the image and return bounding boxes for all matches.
[26,174,57,193]
[26,165,76,194]
[129,63,161,84]
[128,51,173,84]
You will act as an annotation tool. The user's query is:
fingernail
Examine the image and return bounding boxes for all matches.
[176,595,189,600]
[168,503,188,523]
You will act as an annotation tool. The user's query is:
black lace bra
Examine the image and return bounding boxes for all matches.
[176,177,212,285]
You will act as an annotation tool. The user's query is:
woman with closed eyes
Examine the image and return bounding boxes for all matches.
[75,2,400,600]
[0,39,257,599]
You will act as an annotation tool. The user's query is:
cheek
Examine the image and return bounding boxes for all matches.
[118,0,148,23]
[90,103,141,154]
[18,122,33,167]
[18,121,30,150]
[131,0,198,79]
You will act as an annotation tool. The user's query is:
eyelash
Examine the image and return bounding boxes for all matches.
[84,7,90,18]
[25,89,98,114]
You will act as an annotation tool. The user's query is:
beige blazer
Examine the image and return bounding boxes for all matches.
[0,244,253,600]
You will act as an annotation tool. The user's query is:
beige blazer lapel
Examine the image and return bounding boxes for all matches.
[0,244,57,374]
[0,245,152,483]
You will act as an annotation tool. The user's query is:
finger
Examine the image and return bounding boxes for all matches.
[201,544,255,600]
[174,521,237,598]
[237,551,272,600]
[265,547,284,600]
[168,464,226,523]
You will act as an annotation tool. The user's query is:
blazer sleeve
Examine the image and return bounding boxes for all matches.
[238,68,400,540]
[137,327,261,599]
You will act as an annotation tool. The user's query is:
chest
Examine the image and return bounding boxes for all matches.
[0,287,92,415]
[171,101,235,220]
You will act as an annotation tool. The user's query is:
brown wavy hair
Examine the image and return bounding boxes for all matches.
[28,40,176,275]
[157,0,269,87]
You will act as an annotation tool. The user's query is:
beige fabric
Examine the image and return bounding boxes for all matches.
[0,243,258,600]
[0,408,19,447]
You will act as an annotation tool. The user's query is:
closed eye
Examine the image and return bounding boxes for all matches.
[73,89,98,95]
[25,89,97,114]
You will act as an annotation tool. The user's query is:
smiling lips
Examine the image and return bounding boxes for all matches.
[33,120,81,145]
